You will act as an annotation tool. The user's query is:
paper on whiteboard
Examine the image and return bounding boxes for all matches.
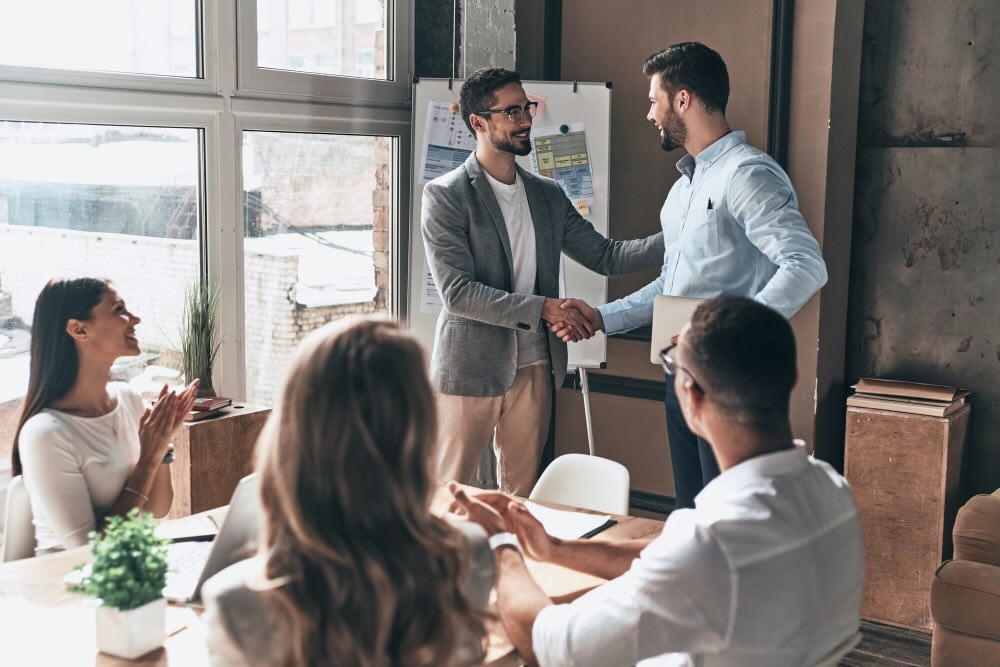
[421,101,476,183]
[420,262,444,314]
[525,501,614,540]
[529,121,596,216]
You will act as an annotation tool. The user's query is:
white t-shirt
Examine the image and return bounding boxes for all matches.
[532,444,864,667]
[18,382,144,553]
[482,168,549,368]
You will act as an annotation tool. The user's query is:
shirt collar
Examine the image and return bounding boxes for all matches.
[694,439,809,507]
[674,130,746,180]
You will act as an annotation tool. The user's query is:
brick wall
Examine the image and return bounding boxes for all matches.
[0,225,377,407]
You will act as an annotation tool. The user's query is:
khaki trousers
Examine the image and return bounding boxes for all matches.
[434,365,553,496]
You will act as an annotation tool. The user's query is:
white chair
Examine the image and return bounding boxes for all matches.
[529,453,630,515]
[810,631,862,667]
[2,476,36,563]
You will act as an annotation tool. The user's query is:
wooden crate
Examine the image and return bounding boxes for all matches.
[168,404,271,518]
[844,404,970,632]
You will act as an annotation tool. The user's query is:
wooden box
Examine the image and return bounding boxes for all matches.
[168,403,271,518]
[844,404,970,632]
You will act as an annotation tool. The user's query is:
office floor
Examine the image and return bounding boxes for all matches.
[843,621,931,666]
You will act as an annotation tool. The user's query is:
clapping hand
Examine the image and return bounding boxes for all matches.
[137,380,199,465]
[448,483,560,561]
[548,298,604,343]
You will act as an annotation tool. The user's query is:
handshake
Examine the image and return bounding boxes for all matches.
[542,297,604,343]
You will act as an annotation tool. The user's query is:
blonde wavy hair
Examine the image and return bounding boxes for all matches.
[254,317,486,666]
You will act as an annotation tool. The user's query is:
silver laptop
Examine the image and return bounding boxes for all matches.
[163,473,260,604]
[649,295,706,364]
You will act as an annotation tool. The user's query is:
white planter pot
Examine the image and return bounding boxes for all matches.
[95,597,167,659]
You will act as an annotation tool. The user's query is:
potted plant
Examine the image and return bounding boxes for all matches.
[180,280,222,397]
[85,508,169,659]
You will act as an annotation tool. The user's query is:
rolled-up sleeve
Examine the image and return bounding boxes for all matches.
[532,514,733,667]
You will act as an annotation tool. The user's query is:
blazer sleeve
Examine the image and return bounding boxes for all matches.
[421,181,546,332]
[558,190,665,276]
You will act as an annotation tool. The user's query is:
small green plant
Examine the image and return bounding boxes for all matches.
[180,281,222,394]
[84,509,169,611]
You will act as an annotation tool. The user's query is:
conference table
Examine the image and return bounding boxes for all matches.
[0,485,665,666]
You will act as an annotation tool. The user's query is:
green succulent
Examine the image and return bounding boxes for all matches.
[83,509,169,611]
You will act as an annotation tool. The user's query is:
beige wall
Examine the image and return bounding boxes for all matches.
[555,0,777,496]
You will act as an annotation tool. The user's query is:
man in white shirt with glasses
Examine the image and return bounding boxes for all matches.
[453,297,863,667]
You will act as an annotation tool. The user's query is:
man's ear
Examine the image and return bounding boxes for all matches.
[470,113,487,134]
[65,318,88,343]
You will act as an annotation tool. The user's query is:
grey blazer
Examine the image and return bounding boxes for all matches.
[202,521,495,667]
[422,153,664,396]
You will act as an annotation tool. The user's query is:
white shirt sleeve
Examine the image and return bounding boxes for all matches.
[18,416,98,549]
[532,511,734,667]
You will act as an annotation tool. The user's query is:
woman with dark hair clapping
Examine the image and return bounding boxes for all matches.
[13,278,198,554]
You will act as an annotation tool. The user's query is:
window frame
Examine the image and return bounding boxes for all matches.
[0,0,216,95]
[0,0,412,403]
[236,0,412,106]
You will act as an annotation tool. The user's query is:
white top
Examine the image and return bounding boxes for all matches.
[202,521,495,667]
[18,382,143,553]
[532,444,864,667]
[483,167,549,368]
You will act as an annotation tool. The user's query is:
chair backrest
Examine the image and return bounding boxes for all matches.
[529,454,630,515]
[810,631,862,667]
[2,476,36,563]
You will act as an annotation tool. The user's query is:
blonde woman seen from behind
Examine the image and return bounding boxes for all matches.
[202,318,492,667]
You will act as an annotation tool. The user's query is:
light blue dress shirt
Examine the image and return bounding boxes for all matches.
[598,131,828,333]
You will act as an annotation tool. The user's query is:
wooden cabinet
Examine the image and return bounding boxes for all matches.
[167,404,271,518]
[845,405,970,632]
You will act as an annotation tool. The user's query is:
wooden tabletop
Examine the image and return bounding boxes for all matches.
[0,486,664,666]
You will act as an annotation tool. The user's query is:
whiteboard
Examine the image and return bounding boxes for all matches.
[408,78,612,371]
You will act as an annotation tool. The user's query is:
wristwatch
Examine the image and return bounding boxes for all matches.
[488,531,522,554]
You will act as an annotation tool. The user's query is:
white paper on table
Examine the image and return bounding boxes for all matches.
[420,262,444,314]
[420,100,476,183]
[527,121,597,216]
[524,500,614,541]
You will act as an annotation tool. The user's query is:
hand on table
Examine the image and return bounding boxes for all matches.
[547,298,604,343]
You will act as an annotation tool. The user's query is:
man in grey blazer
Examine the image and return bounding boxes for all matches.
[422,68,663,494]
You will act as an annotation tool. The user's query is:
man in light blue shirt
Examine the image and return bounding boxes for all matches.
[553,43,827,508]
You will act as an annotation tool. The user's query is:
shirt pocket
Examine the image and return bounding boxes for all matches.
[683,209,723,258]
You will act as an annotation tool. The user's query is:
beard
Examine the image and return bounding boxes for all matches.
[659,113,688,152]
[488,124,533,156]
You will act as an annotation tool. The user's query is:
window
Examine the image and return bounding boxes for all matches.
[0,0,409,507]
[241,131,391,406]
[0,0,199,78]
[0,121,202,421]
[259,0,386,80]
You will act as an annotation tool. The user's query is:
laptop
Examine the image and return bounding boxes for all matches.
[649,295,706,364]
[162,472,260,604]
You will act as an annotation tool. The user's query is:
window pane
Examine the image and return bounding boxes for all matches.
[0,121,202,479]
[242,131,391,406]
[0,1,199,77]
[257,0,388,80]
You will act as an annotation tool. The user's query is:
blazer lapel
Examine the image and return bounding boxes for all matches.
[465,155,514,276]
[519,165,558,298]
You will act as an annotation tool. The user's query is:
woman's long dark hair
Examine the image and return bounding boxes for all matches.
[11,277,110,476]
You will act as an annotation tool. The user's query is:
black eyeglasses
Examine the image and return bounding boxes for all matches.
[474,101,539,124]
[659,343,706,395]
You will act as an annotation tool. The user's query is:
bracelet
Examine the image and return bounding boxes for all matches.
[123,486,149,503]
